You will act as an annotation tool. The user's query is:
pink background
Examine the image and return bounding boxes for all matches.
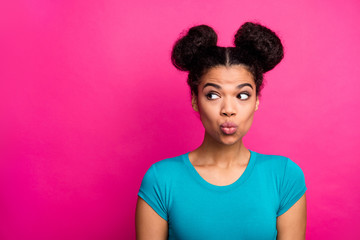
[1,0,359,239]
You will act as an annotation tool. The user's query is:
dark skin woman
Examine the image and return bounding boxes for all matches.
[136,22,307,240]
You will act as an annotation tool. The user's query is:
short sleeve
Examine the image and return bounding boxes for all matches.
[138,164,168,221]
[276,158,307,217]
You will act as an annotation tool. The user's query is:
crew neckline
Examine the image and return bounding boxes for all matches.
[182,150,257,191]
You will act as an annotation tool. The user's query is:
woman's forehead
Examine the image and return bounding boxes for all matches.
[200,65,255,87]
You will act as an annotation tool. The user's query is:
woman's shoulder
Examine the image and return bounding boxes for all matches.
[253,150,288,163]
[151,152,187,168]
[252,150,303,174]
[252,150,306,199]
[144,152,188,180]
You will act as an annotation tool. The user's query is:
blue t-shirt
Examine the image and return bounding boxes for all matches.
[138,150,307,239]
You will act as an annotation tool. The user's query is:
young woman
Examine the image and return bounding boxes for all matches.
[136,22,307,240]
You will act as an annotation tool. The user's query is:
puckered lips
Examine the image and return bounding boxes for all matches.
[220,122,238,135]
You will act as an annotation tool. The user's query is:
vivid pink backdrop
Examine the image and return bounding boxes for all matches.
[1,0,359,239]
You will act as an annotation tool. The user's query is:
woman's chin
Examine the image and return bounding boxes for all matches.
[204,131,242,146]
[218,135,242,146]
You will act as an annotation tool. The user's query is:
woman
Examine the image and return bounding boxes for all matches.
[136,22,307,240]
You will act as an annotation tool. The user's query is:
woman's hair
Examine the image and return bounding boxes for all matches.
[171,22,284,96]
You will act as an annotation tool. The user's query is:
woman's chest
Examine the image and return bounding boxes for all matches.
[167,183,279,240]
[193,165,247,186]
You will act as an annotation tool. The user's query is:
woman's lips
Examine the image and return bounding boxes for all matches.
[221,127,237,134]
[220,122,238,135]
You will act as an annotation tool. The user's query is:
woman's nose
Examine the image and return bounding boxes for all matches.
[221,98,236,117]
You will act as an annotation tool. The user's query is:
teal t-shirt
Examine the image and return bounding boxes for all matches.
[138,150,307,239]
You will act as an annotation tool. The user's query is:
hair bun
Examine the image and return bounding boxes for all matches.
[234,22,284,72]
[171,25,218,71]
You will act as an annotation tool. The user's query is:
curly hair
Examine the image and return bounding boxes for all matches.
[171,22,284,97]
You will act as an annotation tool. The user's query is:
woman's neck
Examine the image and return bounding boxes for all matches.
[191,132,250,168]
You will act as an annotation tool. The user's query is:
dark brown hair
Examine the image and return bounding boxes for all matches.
[171,22,284,96]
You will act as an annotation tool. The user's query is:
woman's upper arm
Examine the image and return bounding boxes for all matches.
[276,193,307,240]
[136,196,168,240]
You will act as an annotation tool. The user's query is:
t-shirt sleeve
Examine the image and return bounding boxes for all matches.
[276,158,307,217]
[138,164,168,221]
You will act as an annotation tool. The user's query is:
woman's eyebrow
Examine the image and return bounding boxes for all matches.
[203,83,253,90]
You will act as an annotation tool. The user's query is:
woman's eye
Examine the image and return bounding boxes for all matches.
[206,93,220,100]
[238,93,250,100]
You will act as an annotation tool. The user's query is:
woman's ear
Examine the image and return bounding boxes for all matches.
[191,94,199,112]
[255,96,260,111]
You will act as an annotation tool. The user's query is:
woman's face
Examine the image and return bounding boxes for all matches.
[192,65,259,146]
